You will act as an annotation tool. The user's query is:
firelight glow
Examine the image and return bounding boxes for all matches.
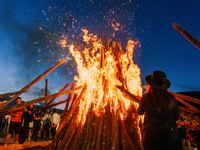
[67,29,142,125]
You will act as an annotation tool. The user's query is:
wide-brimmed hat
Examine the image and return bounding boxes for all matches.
[145,70,170,90]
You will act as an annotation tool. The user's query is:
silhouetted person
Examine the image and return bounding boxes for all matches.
[32,110,43,141]
[19,103,35,144]
[138,70,182,150]
[40,109,52,140]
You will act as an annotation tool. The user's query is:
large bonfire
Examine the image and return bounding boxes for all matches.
[0,27,200,149]
[46,30,144,150]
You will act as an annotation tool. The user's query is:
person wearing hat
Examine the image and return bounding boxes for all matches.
[138,70,182,150]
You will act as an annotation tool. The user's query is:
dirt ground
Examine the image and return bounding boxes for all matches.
[0,135,51,150]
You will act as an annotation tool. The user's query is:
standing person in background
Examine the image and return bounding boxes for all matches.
[0,115,6,133]
[4,114,11,135]
[4,97,25,145]
[28,116,34,141]
[19,103,35,144]
[137,70,182,150]
[32,110,43,142]
[51,109,60,138]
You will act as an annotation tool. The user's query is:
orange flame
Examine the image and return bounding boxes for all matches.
[69,30,142,125]
[111,22,120,31]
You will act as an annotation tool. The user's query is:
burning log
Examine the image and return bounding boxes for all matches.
[120,118,137,150]
[173,23,200,49]
[82,109,96,149]
[111,114,120,150]
[0,58,66,109]
[103,107,112,149]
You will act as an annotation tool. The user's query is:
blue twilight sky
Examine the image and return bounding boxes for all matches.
[0,0,200,107]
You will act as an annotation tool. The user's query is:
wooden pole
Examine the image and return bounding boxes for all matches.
[44,82,70,108]
[64,83,75,110]
[0,58,66,109]
[82,109,95,150]
[0,91,20,99]
[172,92,200,105]
[179,106,200,114]
[0,86,81,116]
[176,97,199,111]
[49,85,86,149]
[173,23,200,50]
[119,118,135,150]
[41,99,68,110]
[45,79,48,104]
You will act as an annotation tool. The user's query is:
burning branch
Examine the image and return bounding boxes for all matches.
[116,86,140,103]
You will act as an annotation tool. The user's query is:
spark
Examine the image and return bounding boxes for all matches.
[42,10,47,16]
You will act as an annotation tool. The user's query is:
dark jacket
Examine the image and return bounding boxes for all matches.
[138,92,179,129]
[138,92,182,150]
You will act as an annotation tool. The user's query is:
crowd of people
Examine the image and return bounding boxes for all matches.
[0,97,61,145]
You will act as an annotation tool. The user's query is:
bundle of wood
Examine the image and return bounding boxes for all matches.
[46,87,142,150]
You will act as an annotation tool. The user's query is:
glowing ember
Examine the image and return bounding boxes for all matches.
[111,22,121,31]
[59,35,68,49]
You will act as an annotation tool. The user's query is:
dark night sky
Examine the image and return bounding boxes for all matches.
[0,0,200,108]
